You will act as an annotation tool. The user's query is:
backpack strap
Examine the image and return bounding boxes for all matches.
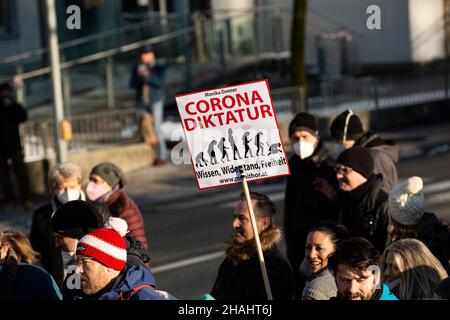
[119,284,154,300]
[0,253,19,300]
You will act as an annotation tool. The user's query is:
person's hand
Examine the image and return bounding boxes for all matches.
[313,177,338,201]
[138,65,149,78]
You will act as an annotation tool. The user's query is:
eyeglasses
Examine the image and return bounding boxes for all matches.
[76,257,96,268]
[334,166,353,175]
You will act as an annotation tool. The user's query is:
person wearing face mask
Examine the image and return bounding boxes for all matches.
[330,109,399,192]
[86,162,148,249]
[283,112,339,298]
[50,200,105,297]
[29,162,86,290]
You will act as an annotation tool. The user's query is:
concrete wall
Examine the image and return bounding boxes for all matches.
[307,0,412,71]
[27,143,155,195]
[408,0,446,62]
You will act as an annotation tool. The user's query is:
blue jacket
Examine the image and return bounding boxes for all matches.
[75,264,163,300]
[0,263,62,300]
[130,62,166,103]
[379,284,398,300]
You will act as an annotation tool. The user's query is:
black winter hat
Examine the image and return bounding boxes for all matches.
[52,200,104,239]
[91,162,126,188]
[330,109,364,141]
[288,112,318,138]
[336,146,374,179]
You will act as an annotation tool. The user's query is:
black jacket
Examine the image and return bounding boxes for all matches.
[211,226,294,300]
[356,132,399,192]
[390,212,450,272]
[339,174,389,253]
[0,100,27,156]
[29,202,64,290]
[284,141,339,270]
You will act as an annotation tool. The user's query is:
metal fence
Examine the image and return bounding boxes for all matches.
[19,71,450,162]
[20,108,141,162]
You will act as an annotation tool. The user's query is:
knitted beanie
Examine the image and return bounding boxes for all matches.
[76,217,128,271]
[51,200,104,239]
[330,109,364,141]
[288,112,319,138]
[91,162,126,188]
[336,146,374,179]
[388,176,425,226]
[302,270,337,300]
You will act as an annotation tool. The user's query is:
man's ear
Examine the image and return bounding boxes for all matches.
[260,216,270,232]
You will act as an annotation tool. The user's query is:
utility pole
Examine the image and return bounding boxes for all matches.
[45,0,67,163]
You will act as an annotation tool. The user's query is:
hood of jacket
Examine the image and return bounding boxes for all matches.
[225,225,282,265]
[357,132,399,164]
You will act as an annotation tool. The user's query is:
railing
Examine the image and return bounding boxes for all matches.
[19,70,450,163]
[20,108,141,162]
[1,5,293,117]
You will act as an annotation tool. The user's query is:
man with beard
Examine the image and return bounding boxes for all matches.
[329,237,398,300]
[73,218,162,300]
[210,192,294,300]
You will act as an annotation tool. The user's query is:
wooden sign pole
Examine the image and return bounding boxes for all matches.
[239,166,273,300]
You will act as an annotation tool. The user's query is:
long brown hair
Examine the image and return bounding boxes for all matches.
[0,230,40,265]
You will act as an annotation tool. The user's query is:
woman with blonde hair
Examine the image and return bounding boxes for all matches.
[381,238,448,300]
[0,230,40,265]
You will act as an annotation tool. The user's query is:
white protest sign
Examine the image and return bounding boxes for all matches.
[176,80,290,190]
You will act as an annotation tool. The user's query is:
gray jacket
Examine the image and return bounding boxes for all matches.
[357,132,399,192]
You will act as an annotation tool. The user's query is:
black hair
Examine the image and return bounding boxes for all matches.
[328,237,380,278]
[308,221,350,249]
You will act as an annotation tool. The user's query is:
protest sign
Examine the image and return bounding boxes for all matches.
[176,80,290,190]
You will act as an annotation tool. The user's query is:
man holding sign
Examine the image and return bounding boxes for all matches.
[209,192,294,300]
[176,80,291,300]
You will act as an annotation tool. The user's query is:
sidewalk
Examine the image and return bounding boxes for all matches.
[2,123,450,233]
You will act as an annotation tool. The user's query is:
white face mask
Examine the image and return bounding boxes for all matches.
[57,189,84,204]
[292,141,315,159]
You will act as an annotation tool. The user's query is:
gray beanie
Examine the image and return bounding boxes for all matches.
[91,162,126,188]
[302,270,337,300]
[389,176,425,226]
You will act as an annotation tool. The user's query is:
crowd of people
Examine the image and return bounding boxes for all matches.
[0,87,449,301]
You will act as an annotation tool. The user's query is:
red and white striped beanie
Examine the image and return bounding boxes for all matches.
[76,217,128,271]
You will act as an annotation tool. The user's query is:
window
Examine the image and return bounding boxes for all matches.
[0,0,18,38]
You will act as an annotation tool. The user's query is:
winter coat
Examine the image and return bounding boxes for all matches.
[339,174,389,253]
[74,264,162,300]
[284,141,339,271]
[106,190,148,249]
[0,262,62,300]
[29,201,64,290]
[130,62,166,103]
[356,132,399,192]
[211,225,295,300]
[0,100,27,156]
[389,212,450,272]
